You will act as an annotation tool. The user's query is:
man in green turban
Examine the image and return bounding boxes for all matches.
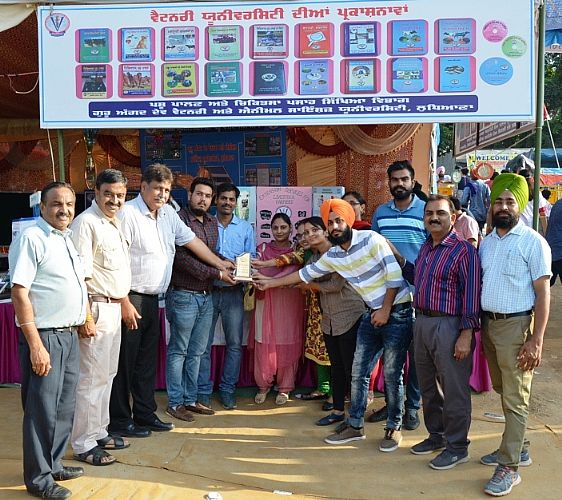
[478,172,551,496]
[490,173,529,213]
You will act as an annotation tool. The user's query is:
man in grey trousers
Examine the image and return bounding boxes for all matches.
[10,182,93,499]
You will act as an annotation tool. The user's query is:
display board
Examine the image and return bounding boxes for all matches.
[38,0,535,128]
[140,127,287,186]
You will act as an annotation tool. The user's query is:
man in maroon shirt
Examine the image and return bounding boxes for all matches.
[165,178,234,422]
[410,195,481,470]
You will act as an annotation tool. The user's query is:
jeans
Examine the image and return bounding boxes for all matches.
[347,305,412,430]
[165,290,214,407]
[198,285,245,397]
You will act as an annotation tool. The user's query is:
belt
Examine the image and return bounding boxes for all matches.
[171,286,209,295]
[89,294,123,304]
[37,327,74,333]
[483,310,532,320]
[416,308,450,318]
[130,290,159,298]
[214,284,243,291]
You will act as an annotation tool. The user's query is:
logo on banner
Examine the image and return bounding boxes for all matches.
[277,206,292,217]
[45,13,70,37]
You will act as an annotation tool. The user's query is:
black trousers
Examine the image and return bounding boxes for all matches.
[109,292,160,427]
[551,259,562,286]
[19,329,79,493]
[323,318,360,412]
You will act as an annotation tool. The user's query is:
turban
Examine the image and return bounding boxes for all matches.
[490,173,529,212]
[320,199,356,229]
[437,166,446,175]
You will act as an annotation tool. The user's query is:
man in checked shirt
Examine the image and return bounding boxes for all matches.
[409,195,481,471]
[165,177,235,423]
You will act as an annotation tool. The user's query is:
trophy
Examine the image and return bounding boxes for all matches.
[234,252,253,281]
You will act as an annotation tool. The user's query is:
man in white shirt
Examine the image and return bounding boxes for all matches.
[109,164,233,438]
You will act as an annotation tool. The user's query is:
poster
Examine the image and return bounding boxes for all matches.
[38,0,535,128]
[312,186,345,216]
[256,187,312,247]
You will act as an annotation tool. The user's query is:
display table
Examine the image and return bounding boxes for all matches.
[1,301,490,393]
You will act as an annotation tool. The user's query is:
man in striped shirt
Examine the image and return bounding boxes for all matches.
[370,159,427,430]
[410,195,481,470]
[254,199,412,452]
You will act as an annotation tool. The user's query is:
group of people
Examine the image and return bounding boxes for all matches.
[8,160,551,499]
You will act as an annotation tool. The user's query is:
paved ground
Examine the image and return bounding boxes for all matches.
[1,286,562,499]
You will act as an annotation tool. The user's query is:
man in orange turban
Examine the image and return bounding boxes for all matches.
[320,199,356,230]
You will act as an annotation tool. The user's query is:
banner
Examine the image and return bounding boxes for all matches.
[38,0,535,128]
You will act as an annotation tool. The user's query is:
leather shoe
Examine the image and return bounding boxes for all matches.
[52,466,84,481]
[135,415,174,432]
[184,402,215,415]
[109,422,152,438]
[29,483,71,499]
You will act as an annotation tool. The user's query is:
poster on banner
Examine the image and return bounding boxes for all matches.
[38,0,535,128]
[235,186,257,237]
[312,186,345,216]
[256,187,312,247]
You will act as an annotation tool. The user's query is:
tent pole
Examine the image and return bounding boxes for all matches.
[57,129,65,182]
[533,0,546,231]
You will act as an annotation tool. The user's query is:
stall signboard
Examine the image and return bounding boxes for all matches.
[256,187,312,247]
[38,0,535,128]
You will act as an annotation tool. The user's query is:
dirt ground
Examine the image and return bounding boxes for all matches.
[1,287,561,500]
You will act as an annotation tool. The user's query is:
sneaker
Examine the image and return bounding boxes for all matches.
[366,405,388,423]
[324,423,365,445]
[379,428,402,452]
[403,408,420,431]
[165,405,195,422]
[480,449,532,467]
[219,391,237,410]
[410,438,446,455]
[275,392,289,405]
[316,413,345,426]
[429,449,470,470]
[484,465,521,496]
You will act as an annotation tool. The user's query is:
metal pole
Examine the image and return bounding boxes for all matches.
[57,129,65,182]
[532,0,546,231]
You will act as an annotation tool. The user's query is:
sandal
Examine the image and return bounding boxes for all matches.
[74,446,116,466]
[97,435,130,450]
[275,392,289,405]
[254,389,270,404]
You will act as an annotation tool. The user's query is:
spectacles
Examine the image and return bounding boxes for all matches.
[346,201,361,206]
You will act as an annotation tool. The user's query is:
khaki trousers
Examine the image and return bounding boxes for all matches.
[71,302,122,454]
[481,314,533,469]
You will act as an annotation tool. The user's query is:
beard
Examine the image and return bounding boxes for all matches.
[190,206,207,217]
[492,211,519,230]
[328,226,352,246]
[390,186,413,201]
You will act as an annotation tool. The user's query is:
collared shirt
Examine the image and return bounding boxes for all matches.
[300,229,410,310]
[546,199,562,261]
[414,231,481,330]
[453,211,481,244]
[171,207,220,292]
[9,217,87,328]
[371,194,427,264]
[119,194,195,295]
[480,220,551,313]
[217,214,256,259]
[461,180,490,222]
[70,200,131,299]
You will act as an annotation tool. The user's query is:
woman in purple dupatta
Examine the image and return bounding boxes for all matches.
[251,213,305,405]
